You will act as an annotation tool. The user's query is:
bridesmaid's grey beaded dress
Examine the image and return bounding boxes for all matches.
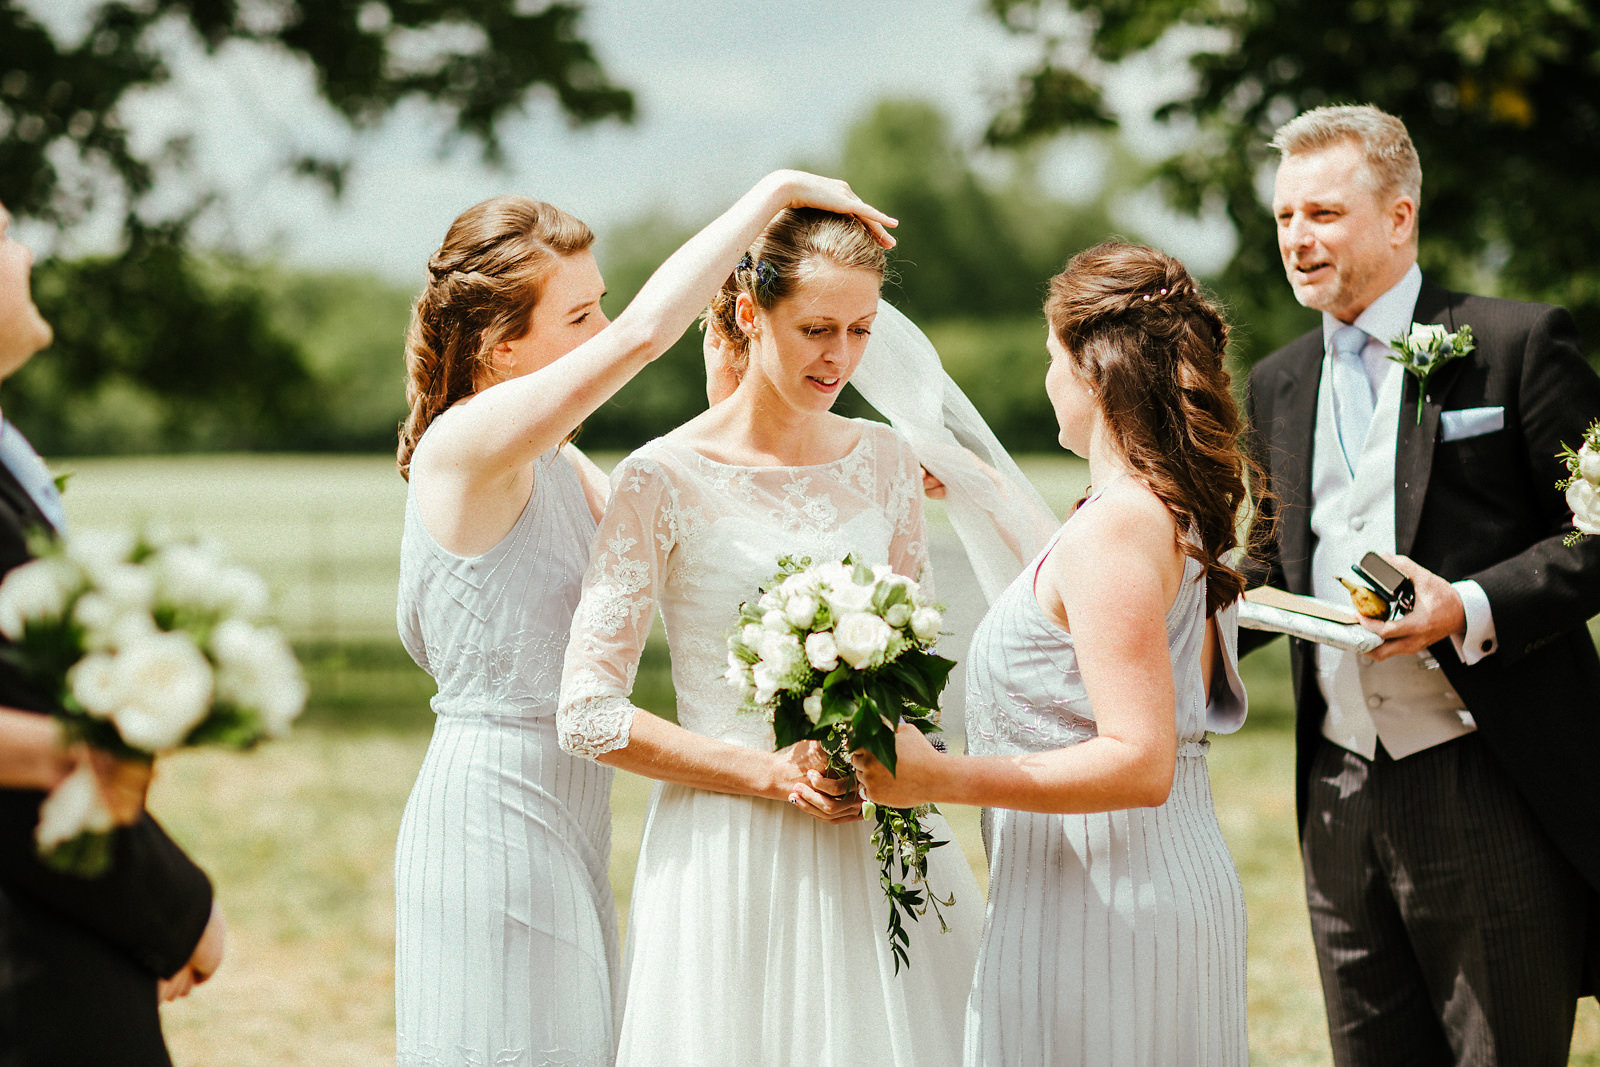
[963,493,1249,1066]
[394,444,618,1067]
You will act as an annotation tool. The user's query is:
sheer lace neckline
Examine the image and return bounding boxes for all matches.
[660,420,869,472]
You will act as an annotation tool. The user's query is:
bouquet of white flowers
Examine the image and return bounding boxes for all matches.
[1559,419,1600,545]
[0,529,307,875]
[725,553,955,972]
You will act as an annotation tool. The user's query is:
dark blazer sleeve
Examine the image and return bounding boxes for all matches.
[1455,303,1600,655]
[0,800,213,979]
[0,472,213,980]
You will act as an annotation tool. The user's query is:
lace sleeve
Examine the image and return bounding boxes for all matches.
[883,427,933,594]
[557,453,677,760]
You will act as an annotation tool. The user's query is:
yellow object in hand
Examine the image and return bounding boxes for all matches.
[1337,577,1389,619]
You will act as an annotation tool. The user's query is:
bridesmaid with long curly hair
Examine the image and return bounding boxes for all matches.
[854,241,1254,1065]
[392,172,893,1067]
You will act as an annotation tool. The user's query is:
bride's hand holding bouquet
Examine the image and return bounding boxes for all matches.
[726,552,955,971]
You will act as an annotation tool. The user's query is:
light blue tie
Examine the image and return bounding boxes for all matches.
[1330,325,1374,474]
[0,418,67,532]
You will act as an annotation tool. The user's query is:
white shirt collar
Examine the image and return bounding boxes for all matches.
[1321,262,1423,353]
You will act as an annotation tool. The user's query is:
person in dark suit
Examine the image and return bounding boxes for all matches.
[0,199,225,1067]
[1243,103,1600,1066]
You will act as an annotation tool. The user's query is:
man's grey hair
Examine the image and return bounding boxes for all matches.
[1271,104,1422,212]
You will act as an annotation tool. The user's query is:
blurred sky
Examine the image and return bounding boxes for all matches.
[23,1,1234,285]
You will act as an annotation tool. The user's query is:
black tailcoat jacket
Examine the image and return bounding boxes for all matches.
[0,462,213,1067]
[1243,279,1600,942]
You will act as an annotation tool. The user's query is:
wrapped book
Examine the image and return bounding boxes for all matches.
[1238,586,1384,654]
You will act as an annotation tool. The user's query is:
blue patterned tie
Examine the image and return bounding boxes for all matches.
[1330,325,1373,474]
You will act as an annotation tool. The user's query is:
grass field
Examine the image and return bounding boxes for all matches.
[49,455,1600,1064]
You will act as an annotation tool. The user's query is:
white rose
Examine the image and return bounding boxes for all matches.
[814,561,852,589]
[0,556,79,639]
[1579,443,1600,485]
[761,609,789,633]
[884,603,912,628]
[106,610,159,649]
[153,542,241,613]
[833,611,893,669]
[106,631,215,752]
[757,631,803,676]
[783,593,819,629]
[1406,323,1447,350]
[823,579,873,615]
[752,663,782,705]
[67,651,124,719]
[74,593,159,652]
[758,591,781,614]
[95,561,156,612]
[740,623,764,649]
[73,592,121,644]
[803,689,824,725]
[779,572,819,598]
[35,761,114,851]
[805,631,840,672]
[1567,478,1600,536]
[211,619,306,737]
[911,606,943,642]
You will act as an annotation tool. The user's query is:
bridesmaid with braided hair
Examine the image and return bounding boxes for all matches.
[853,241,1254,1065]
[392,173,894,1067]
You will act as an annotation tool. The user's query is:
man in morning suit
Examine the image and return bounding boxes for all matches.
[0,198,224,1067]
[1242,104,1600,1065]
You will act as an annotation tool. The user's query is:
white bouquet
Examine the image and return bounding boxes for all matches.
[1558,419,1600,545]
[726,554,954,972]
[0,529,306,874]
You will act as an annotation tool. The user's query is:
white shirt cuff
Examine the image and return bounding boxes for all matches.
[1450,579,1496,665]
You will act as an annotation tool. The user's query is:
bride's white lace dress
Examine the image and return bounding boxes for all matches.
[558,420,982,1067]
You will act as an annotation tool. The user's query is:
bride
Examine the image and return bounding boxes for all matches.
[556,207,983,1066]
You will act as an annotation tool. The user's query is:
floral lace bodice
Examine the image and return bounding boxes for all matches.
[557,420,927,759]
[397,447,598,719]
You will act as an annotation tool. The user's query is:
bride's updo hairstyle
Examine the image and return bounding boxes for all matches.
[705,207,888,375]
[398,196,595,478]
[1045,240,1252,616]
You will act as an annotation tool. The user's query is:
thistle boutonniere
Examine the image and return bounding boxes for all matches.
[1387,322,1475,423]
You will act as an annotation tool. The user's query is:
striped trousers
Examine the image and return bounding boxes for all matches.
[1302,733,1588,1066]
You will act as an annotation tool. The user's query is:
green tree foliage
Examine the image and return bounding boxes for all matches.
[838,98,1117,321]
[580,99,1131,455]
[0,0,630,452]
[15,255,418,454]
[16,247,312,453]
[0,0,632,229]
[985,0,1600,354]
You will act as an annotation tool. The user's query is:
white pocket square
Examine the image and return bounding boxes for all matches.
[1440,406,1504,441]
